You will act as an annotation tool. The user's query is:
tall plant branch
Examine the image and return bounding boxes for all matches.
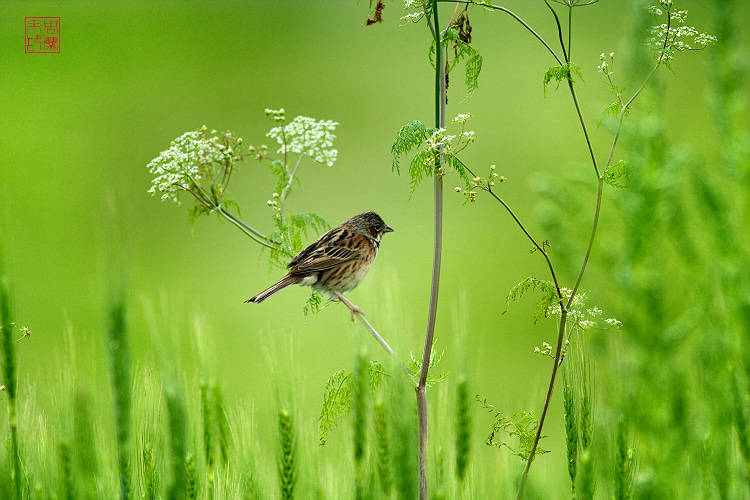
[567,59,661,304]
[517,9,672,498]
[417,2,446,499]
[516,309,568,499]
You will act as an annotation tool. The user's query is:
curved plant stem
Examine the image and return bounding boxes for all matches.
[357,314,394,357]
[517,10,668,498]
[218,208,277,250]
[515,310,567,500]
[183,175,277,250]
[487,190,564,301]
[334,291,395,357]
[567,60,660,304]
[443,0,564,65]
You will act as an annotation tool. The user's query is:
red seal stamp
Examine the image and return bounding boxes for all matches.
[25,17,60,53]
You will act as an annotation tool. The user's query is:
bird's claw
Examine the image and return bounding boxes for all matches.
[349,305,364,323]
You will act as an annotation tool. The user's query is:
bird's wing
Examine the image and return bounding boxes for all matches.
[288,229,364,273]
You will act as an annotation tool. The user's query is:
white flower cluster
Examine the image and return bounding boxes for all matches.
[424,128,453,153]
[534,342,553,356]
[546,289,623,334]
[401,0,424,22]
[425,115,476,155]
[597,52,615,75]
[147,127,231,204]
[647,7,716,58]
[267,116,339,167]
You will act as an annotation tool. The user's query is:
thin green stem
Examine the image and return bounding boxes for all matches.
[333,291,395,357]
[418,2,445,499]
[218,208,277,250]
[567,6,572,61]
[279,153,304,227]
[544,0,569,62]
[566,179,603,308]
[183,174,276,249]
[445,0,563,65]
[486,189,563,302]
[1,276,21,500]
[457,158,564,304]
[520,13,670,499]
[516,310,568,500]
[567,60,660,305]
[568,84,601,178]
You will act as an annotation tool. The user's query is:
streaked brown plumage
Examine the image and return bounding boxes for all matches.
[246,211,393,304]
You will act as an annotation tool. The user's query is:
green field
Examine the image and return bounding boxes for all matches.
[1,1,749,498]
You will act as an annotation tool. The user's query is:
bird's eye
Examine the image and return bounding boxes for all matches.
[375,225,382,232]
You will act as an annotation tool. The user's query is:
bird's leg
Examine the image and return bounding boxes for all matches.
[334,291,364,323]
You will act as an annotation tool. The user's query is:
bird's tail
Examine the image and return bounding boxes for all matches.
[245,274,301,303]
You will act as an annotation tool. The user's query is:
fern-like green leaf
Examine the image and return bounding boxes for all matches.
[318,369,352,445]
[392,121,429,174]
[289,212,330,243]
[303,291,327,318]
[505,277,559,323]
[369,360,387,396]
[481,407,550,461]
[465,52,483,96]
[543,62,584,97]
[603,160,632,188]
[435,26,483,99]
[220,197,241,217]
[445,155,472,188]
[188,204,212,230]
[408,349,450,387]
[598,100,624,127]
[408,150,434,199]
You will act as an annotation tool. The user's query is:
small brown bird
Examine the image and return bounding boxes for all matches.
[246,212,393,310]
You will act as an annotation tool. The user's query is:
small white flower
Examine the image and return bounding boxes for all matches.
[401,12,424,22]
[267,116,339,166]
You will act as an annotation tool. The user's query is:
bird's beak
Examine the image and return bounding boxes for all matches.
[384,225,394,233]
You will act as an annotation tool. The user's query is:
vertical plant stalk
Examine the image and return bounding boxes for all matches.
[615,417,633,500]
[516,7,668,498]
[200,382,215,500]
[186,453,198,500]
[60,442,74,500]
[278,408,296,500]
[212,383,230,466]
[418,2,446,499]
[143,441,158,500]
[455,376,472,483]
[107,296,132,500]
[563,371,578,498]
[373,399,393,495]
[515,309,567,500]
[352,351,369,499]
[165,385,188,500]
[0,276,21,500]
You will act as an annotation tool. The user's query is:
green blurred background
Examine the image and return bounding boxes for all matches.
[1,0,747,496]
